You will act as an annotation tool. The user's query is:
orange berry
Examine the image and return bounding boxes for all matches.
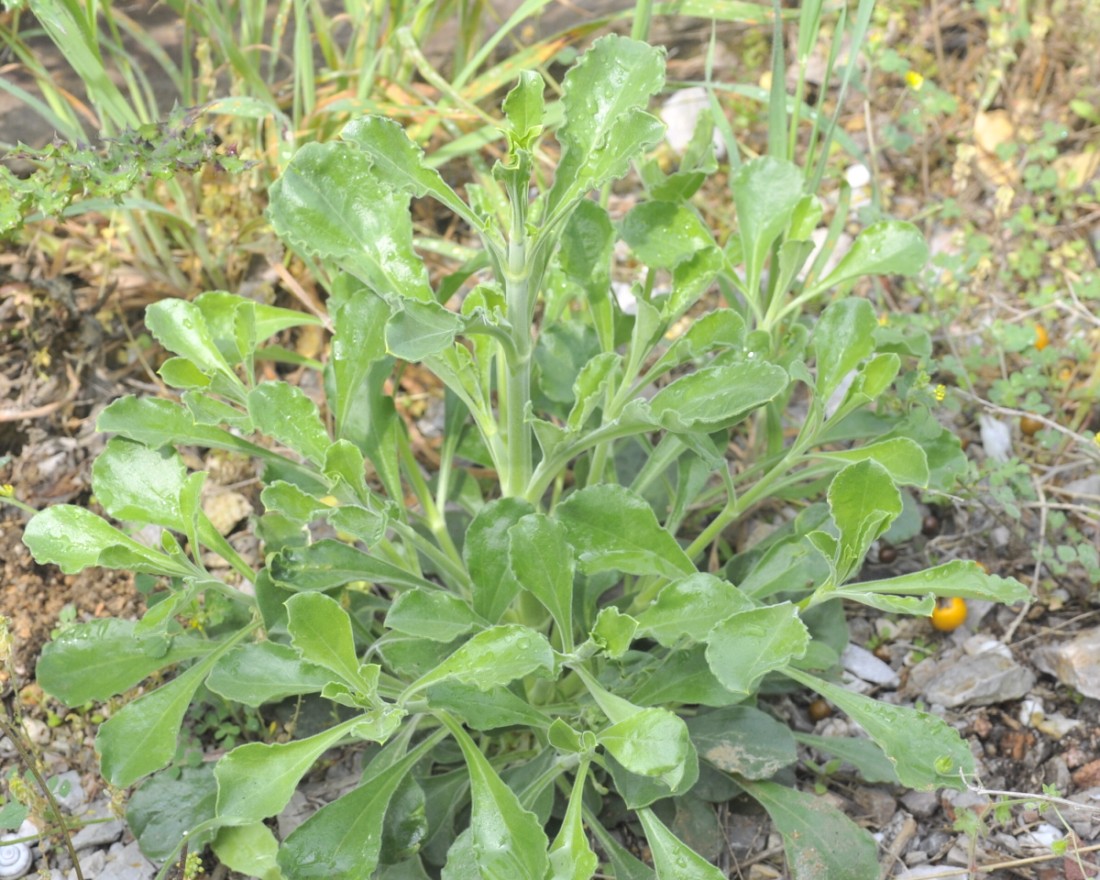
[1034,325,1049,350]
[1020,415,1044,436]
[808,698,833,721]
[931,597,967,632]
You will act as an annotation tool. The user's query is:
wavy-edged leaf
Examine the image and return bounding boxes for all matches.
[556,485,694,579]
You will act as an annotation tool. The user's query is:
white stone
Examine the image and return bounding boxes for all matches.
[1033,628,1100,700]
[659,87,726,157]
[979,414,1013,462]
[841,643,900,686]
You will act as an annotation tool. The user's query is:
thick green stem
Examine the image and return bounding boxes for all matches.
[502,191,534,497]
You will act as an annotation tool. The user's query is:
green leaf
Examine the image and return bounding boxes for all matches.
[145,298,240,386]
[97,659,212,787]
[637,808,724,880]
[248,382,330,466]
[425,682,551,731]
[502,70,546,149]
[556,485,694,579]
[23,505,193,577]
[97,396,269,459]
[811,298,878,399]
[814,221,928,292]
[267,141,432,301]
[404,625,554,699]
[646,310,745,380]
[205,642,334,707]
[704,603,809,695]
[785,668,974,790]
[270,540,436,593]
[814,437,930,487]
[738,779,879,880]
[385,590,483,642]
[648,360,788,433]
[589,607,637,659]
[548,763,598,880]
[340,116,481,232]
[441,717,550,880]
[91,438,188,528]
[216,713,401,824]
[508,514,576,647]
[664,247,723,320]
[826,460,902,582]
[278,734,439,879]
[465,497,535,622]
[287,592,376,696]
[636,573,754,647]
[326,279,392,452]
[731,157,804,294]
[598,707,694,789]
[213,823,283,880]
[793,733,900,785]
[826,559,1031,606]
[386,300,465,361]
[547,35,666,215]
[126,766,217,860]
[629,646,744,708]
[687,706,797,780]
[621,201,717,269]
[37,619,206,705]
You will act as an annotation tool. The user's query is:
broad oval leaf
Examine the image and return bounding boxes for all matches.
[426,681,551,731]
[248,381,330,465]
[704,603,809,695]
[548,35,666,213]
[811,298,878,400]
[91,437,187,528]
[465,497,535,622]
[23,505,192,577]
[555,485,694,579]
[216,712,402,824]
[621,201,717,270]
[827,459,902,582]
[287,592,374,695]
[636,573,754,647]
[687,706,797,780]
[738,778,879,880]
[598,707,694,789]
[205,641,334,707]
[145,298,239,384]
[815,220,928,291]
[508,514,576,644]
[267,141,432,301]
[37,619,206,705]
[404,625,554,699]
[97,660,212,787]
[814,436,929,487]
[731,156,804,293]
[385,589,483,642]
[648,359,788,433]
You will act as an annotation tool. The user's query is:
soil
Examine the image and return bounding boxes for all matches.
[2,1,1099,879]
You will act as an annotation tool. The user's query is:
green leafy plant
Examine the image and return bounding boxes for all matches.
[20,34,1030,879]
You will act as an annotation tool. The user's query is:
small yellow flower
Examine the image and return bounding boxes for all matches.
[878,314,889,327]
[0,484,12,497]
[905,70,925,92]
[934,384,946,402]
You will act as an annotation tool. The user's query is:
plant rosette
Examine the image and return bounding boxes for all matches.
[22,35,1030,880]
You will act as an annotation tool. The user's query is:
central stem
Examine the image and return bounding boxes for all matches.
[503,230,533,498]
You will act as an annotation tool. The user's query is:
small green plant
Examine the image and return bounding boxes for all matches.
[19,34,1030,880]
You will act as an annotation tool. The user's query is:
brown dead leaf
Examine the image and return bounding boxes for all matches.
[973,110,1019,185]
